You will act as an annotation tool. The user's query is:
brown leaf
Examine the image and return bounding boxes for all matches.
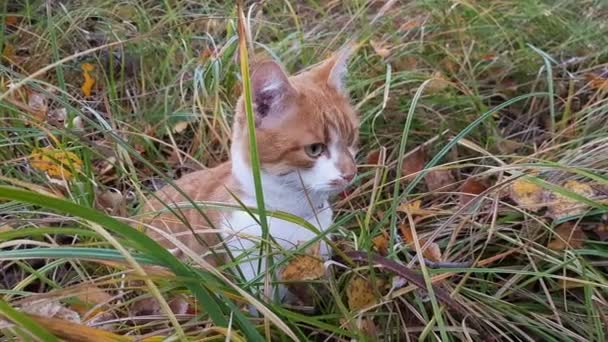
[459,178,488,206]
[424,168,455,192]
[366,149,381,165]
[359,318,378,339]
[396,199,422,215]
[427,71,449,93]
[372,233,389,256]
[399,18,424,31]
[509,177,545,211]
[168,294,190,315]
[545,180,595,220]
[95,189,126,216]
[547,222,587,251]
[75,286,112,306]
[346,276,379,310]
[586,73,608,91]
[370,39,390,58]
[402,148,427,180]
[592,224,608,241]
[400,223,442,262]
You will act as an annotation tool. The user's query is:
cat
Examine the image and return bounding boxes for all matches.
[139,45,359,303]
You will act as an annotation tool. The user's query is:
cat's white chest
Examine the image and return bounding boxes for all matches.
[220,195,332,285]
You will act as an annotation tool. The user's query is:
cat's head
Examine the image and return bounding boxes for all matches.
[232,46,359,198]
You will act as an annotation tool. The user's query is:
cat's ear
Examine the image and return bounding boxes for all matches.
[316,43,357,94]
[250,60,296,127]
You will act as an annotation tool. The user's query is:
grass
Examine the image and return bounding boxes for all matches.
[1,0,608,340]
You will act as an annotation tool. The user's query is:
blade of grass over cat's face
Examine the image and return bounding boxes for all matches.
[236,4,278,340]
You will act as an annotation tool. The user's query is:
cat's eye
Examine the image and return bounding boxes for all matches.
[304,143,326,158]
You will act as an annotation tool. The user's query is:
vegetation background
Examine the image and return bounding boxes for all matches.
[1,0,608,340]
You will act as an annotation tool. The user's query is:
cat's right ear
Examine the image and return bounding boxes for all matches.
[250,60,296,128]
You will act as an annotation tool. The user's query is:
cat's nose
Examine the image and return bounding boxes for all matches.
[342,172,355,183]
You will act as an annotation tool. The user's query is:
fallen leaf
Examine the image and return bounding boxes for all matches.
[591,224,608,241]
[346,276,378,310]
[5,16,19,26]
[27,90,48,121]
[394,56,418,71]
[359,318,378,339]
[366,149,381,165]
[509,177,545,211]
[547,222,586,250]
[396,199,422,215]
[399,17,424,31]
[95,189,126,216]
[372,233,389,256]
[26,315,130,342]
[47,107,67,128]
[424,168,456,192]
[459,178,488,206]
[172,121,189,134]
[497,138,524,154]
[75,286,113,306]
[586,73,608,91]
[400,223,442,262]
[402,148,427,180]
[281,244,325,282]
[72,116,85,130]
[20,300,80,323]
[545,180,595,220]
[168,294,190,315]
[427,71,449,93]
[481,53,497,62]
[370,39,390,58]
[30,147,83,180]
[81,63,96,97]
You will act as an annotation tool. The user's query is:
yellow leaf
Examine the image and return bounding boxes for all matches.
[81,63,95,97]
[281,253,325,282]
[29,147,83,180]
[346,276,378,310]
[509,177,544,211]
[545,180,595,220]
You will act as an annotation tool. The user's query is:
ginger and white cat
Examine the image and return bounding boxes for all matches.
[140,46,358,300]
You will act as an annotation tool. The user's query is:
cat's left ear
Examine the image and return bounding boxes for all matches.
[318,42,357,94]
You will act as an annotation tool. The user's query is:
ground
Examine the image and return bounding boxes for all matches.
[1,0,608,341]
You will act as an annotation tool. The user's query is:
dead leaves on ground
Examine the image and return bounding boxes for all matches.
[280,242,325,282]
[346,276,383,311]
[400,223,442,262]
[547,222,587,251]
